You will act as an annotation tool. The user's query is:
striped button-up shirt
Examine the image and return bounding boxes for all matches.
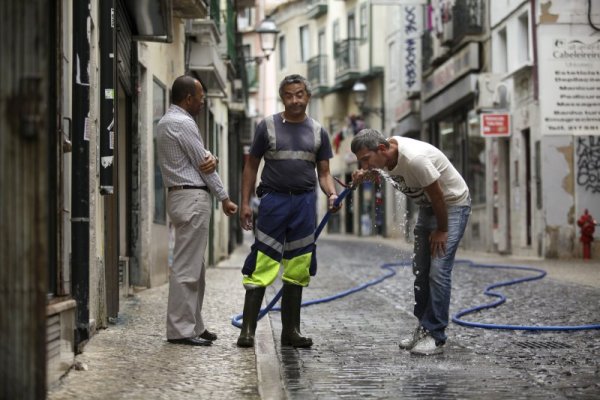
[156,104,228,201]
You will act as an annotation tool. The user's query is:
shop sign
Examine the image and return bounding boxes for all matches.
[395,99,417,121]
[538,37,600,136]
[423,42,479,100]
[481,113,511,137]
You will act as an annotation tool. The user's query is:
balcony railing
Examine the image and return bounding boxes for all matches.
[172,0,208,19]
[452,0,485,42]
[307,54,328,94]
[306,0,328,19]
[334,38,360,82]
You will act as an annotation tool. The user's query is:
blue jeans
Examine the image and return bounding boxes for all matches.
[412,204,471,343]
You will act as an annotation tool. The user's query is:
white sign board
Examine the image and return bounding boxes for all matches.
[401,5,423,92]
[539,37,600,136]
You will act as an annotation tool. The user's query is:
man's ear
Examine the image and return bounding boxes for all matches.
[378,143,387,152]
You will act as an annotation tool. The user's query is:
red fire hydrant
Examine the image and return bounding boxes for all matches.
[577,209,597,260]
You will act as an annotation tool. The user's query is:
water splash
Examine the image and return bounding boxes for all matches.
[374,168,404,192]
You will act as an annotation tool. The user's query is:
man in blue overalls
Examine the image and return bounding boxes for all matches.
[237,74,340,348]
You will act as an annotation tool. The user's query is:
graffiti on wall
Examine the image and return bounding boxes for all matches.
[576,136,600,193]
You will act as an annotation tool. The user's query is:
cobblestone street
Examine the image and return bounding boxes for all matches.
[268,236,600,399]
[48,265,262,400]
[48,234,600,399]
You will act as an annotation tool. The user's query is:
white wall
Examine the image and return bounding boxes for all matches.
[137,20,187,286]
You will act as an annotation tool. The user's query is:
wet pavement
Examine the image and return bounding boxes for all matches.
[48,233,600,399]
[267,236,600,399]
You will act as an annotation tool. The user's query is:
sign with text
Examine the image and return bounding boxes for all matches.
[401,5,423,92]
[481,113,511,137]
[538,36,600,136]
[423,42,479,100]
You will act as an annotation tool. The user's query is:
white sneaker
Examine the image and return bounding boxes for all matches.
[398,324,426,350]
[410,334,444,355]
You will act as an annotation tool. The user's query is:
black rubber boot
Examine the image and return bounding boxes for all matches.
[280,283,313,348]
[236,287,266,348]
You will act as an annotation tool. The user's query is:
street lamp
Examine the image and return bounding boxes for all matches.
[352,81,382,117]
[256,16,279,61]
[244,16,280,64]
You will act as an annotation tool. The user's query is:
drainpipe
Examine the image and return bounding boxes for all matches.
[72,0,91,350]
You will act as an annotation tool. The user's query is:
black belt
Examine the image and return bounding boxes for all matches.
[168,185,209,193]
[275,189,313,195]
[256,186,313,197]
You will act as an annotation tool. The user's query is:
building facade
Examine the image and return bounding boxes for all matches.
[1,0,251,395]
[267,0,600,260]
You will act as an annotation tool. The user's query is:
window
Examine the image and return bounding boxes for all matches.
[237,7,253,30]
[243,44,258,88]
[360,4,368,40]
[279,35,287,69]
[347,12,356,39]
[517,12,530,66]
[494,27,508,73]
[318,29,326,55]
[389,40,398,85]
[438,112,486,205]
[299,25,310,62]
[467,136,486,205]
[331,20,340,57]
[153,79,166,224]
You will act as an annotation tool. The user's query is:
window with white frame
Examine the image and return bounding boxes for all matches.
[300,25,310,62]
[332,20,340,57]
[517,12,531,66]
[237,7,253,30]
[493,27,508,74]
[360,4,368,40]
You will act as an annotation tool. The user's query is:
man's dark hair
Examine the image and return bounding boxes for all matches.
[278,74,312,97]
[171,75,198,104]
[350,129,390,154]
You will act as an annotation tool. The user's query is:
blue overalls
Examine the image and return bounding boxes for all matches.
[242,115,323,288]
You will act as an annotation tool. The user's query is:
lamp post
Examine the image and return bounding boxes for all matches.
[245,16,280,64]
[256,16,279,61]
[352,81,382,117]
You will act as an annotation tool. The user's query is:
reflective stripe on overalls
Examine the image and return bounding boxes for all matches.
[242,115,322,289]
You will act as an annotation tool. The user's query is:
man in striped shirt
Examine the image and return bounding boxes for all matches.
[157,75,237,346]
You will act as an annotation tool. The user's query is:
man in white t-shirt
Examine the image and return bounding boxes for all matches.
[351,129,470,355]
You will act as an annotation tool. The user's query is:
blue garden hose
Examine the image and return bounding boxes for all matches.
[451,260,600,331]
[232,189,600,332]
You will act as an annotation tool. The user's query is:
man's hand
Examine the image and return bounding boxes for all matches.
[221,198,238,216]
[328,194,341,213]
[429,230,448,258]
[240,204,253,231]
[199,154,218,174]
[351,169,377,186]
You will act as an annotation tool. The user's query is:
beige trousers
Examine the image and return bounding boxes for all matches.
[166,189,211,339]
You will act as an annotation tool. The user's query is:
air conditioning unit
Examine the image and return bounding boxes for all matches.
[476,73,503,111]
[493,82,512,109]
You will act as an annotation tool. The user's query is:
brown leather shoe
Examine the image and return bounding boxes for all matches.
[167,337,212,346]
[199,329,217,341]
